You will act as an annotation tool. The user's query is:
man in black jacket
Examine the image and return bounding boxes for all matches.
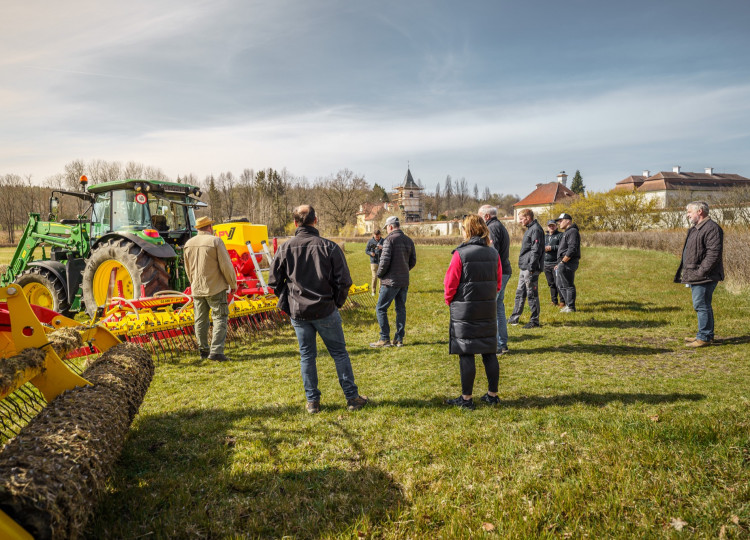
[508,209,545,328]
[269,205,368,413]
[479,204,512,353]
[543,220,563,306]
[365,230,384,297]
[370,216,417,347]
[674,201,724,347]
[554,213,581,313]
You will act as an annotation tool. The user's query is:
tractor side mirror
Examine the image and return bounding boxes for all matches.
[49,196,60,219]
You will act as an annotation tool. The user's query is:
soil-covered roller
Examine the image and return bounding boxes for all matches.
[0,342,154,539]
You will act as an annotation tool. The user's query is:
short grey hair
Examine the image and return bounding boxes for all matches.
[478,204,497,217]
[686,201,709,215]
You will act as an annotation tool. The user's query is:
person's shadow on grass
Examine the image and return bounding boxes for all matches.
[89,405,406,539]
[375,391,705,410]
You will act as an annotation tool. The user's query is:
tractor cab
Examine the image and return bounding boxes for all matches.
[87,180,204,248]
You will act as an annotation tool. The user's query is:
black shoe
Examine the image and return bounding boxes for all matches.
[306,400,320,414]
[497,347,509,355]
[479,393,500,405]
[509,319,520,326]
[200,350,209,359]
[208,354,231,362]
[445,396,475,410]
[393,341,403,347]
[522,321,541,329]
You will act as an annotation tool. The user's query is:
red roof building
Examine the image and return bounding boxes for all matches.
[513,171,577,220]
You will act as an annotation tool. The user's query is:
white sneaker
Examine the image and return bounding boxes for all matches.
[560,306,576,313]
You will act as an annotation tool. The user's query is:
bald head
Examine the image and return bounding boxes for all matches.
[293,205,317,226]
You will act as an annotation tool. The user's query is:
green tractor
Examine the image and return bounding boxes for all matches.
[0,176,206,317]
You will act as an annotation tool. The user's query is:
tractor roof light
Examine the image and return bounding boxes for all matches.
[79,175,88,191]
[143,229,160,238]
[144,183,152,192]
[134,183,142,192]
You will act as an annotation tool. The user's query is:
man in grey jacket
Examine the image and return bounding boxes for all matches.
[674,201,724,348]
[508,208,545,328]
[370,216,417,347]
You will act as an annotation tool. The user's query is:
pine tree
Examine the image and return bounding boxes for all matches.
[570,170,585,195]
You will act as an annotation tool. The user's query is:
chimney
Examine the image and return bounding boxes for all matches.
[642,170,650,178]
[705,167,713,175]
[536,183,543,188]
[673,165,681,174]
[557,171,568,186]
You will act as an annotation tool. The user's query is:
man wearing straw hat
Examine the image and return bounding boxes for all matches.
[184,215,238,361]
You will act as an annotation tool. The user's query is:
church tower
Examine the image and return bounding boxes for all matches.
[394,166,423,222]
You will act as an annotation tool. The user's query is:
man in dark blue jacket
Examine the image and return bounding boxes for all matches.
[370,216,417,347]
[479,204,512,353]
[508,208,545,328]
[555,213,581,313]
[269,205,368,413]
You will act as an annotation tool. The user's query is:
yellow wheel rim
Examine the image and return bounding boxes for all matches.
[22,282,55,310]
[93,260,135,306]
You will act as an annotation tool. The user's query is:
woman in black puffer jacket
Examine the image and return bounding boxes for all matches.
[443,215,503,410]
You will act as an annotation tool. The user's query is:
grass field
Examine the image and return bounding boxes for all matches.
[4,245,749,538]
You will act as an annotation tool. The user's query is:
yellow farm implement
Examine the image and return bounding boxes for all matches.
[0,284,154,538]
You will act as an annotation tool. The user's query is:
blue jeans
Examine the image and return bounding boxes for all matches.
[376,285,408,342]
[497,273,511,350]
[690,281,718,342]
[290,310,359,402]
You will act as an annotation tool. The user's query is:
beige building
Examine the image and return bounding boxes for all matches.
[356,202,390,235]
[513,171,577,220]
[614,166,750,208]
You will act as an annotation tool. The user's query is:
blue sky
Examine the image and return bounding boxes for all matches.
[3,0,750,193]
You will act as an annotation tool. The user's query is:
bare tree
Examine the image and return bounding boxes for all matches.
[217,172,236,219]
[443,175,453,209]
[316,169,370,232]
[454,177,469,206]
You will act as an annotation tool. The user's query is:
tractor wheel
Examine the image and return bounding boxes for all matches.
[16,266,70,314]
[81,238,170,317]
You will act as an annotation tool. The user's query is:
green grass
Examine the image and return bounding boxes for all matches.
[10,243,750,538]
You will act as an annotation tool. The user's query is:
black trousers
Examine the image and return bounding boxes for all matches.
[543,264,560,304]
[556,261,578,309]
[459,353,499,396]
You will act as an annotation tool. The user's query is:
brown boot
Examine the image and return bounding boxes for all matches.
[685,339,710,348]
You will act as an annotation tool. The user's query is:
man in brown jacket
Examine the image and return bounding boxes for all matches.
[674,201,724,348]
[184,216,238,361]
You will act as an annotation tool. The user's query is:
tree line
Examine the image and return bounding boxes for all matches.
[1,159,519,240]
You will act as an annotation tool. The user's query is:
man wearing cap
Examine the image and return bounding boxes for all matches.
[543,219,564,307]
[508,208,545,329]
[478,204,512,354]
[269,205,368,413]
[184,215,238,361]
[370,215,417,347]
[674,201,724,348]
[554,213,581,313]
